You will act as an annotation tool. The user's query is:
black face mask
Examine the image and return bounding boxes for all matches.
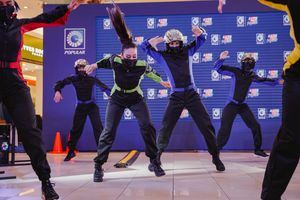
[75,65,87,76]
[77,71,87,76]
[241,58,256,73]
[169,46,182,54]
[122,59,137,69]
[0,6,15,23]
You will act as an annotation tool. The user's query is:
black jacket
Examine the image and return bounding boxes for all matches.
[54,75,110,102]
[0,5,70,73]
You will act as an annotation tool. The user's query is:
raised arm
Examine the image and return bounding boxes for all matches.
[20,0,81,33]
[141,37,164,63]
[84,56,112,75]
[214,51,238,76]
[188,26,207,55]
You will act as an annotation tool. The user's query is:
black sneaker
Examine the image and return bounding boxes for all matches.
[212,155,225,172]
[254,150,269,157]
[41,180,59,200]
[148,160,165,177]
[93,164,104,182]
[64,150,76,161]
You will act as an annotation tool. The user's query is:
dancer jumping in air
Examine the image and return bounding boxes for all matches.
[0,0,82,199]
[214,51,282,157]
[84,2,170,182]
[54,59,110,162]
[141,26,225,172]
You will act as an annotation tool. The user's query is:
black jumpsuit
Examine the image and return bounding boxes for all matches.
[214,59,278,151]
[93,55,163,165]
[54,74,110,151]
[0,5,70,181]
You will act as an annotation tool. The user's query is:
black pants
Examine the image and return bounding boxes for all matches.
[94,92,157,165]
[217,102,262,151]
[261,78,300,200]
[157,89,218,156]
[0,69,50,181]
[68,102,103,151]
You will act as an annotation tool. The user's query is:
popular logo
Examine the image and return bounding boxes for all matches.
[256,33,265,44]
[192,52,200,63]
[191,17,200,26]
[283,15,290,26]
[147,18,156,29]
[147,88,156,100]
[212,108,222,119]
[237,16,246,27]
[211,34,221,46]
[64,28,85,49]
[258,108,266,119]
[124,109,135,120]
[211,70,221,81]
[256,69,266,78]
[147,55,155,64]
[237,52,245,63]
[103,18,111,30]
[64,28,86,55]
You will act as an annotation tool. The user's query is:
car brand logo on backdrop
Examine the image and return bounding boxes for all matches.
[64,28,86,55]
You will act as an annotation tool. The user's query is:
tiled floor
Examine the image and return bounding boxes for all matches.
[0,152,299,200]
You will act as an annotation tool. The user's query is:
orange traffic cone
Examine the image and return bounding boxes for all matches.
[51,131,64,154]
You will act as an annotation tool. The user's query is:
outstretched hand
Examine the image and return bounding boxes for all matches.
[148,36,164,51]
[192,26,204,37]
[84,63,98,75]
[160,81,171,88]
[54,91,63,103]
[218,0,224,14]
[68,0,83,11]
[220,51,229,59]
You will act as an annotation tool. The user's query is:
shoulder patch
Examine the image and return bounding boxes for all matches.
[136,60,147,67]
[113,56,122,64]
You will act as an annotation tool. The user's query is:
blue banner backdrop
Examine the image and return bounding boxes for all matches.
[43,1,292,151]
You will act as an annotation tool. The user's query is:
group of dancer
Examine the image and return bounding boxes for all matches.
[0,0,299,199]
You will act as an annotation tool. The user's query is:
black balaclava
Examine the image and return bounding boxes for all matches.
[75,65,87,76]
[166,41,183,54]
[122,58,137,70]
[74,59,88,76]
[241,57,256,73]
[0,5,15,23]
